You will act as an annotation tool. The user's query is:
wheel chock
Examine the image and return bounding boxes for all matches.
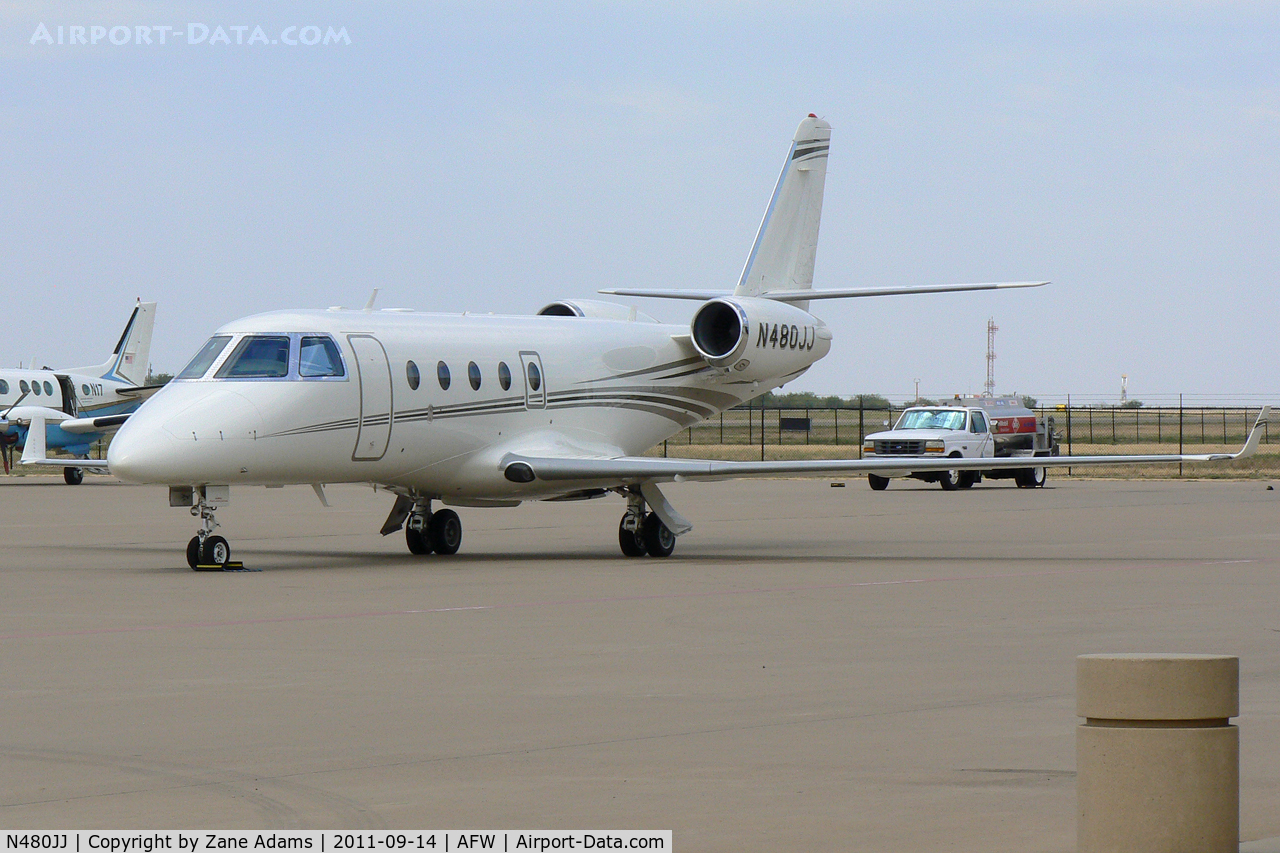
[193,561,259,572]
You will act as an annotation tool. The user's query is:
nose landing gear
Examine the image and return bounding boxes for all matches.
[182,487,232,570]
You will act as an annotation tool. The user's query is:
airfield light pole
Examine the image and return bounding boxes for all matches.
[985,318,997,397]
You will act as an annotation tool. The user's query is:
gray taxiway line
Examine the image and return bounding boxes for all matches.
[1,474,1278,851]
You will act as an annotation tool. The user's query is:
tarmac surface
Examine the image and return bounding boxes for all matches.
[1,473,1279,851]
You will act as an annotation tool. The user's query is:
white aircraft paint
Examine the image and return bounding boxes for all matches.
[105,117,1266,567]
[1,301,159,483]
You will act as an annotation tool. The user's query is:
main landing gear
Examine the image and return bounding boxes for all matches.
[383,494,463,556]
[616,487,677,559]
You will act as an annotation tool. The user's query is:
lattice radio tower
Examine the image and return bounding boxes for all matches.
[984,317,998,396]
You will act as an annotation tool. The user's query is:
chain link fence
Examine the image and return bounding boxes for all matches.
[649,403,1278,478]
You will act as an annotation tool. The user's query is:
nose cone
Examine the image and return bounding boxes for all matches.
[108,407,187,484]
[108,384,265,484]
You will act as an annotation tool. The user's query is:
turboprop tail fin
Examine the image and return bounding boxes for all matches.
[62,300,157,386]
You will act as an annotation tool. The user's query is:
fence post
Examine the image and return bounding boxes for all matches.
[1179,394,1184,477]
[1067,394,1073,475]
[858,396,864,458]
[760,404,766,461]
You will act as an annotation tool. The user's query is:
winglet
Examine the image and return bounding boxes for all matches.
[1233,405,1270,460]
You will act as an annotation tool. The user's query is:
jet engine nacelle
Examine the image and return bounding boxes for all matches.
[690,297,832,381]
[538,299,658,323]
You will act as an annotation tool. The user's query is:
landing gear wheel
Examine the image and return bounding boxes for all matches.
[618,516,647,557]
[868,474,890,491]
[186,536,201,570]
[406,525,432,555]
[428,509,462,555]
[641,512,676,558]
[200,535,231,567]
[63,467,84,485]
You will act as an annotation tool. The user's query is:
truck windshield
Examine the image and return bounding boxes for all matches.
[896,409,967,430]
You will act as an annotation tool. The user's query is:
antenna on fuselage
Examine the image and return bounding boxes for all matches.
[363,289,379,312]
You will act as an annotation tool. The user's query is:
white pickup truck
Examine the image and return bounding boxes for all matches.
[861,397,1058,490]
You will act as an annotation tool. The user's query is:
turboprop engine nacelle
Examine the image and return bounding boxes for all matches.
[690,297,832,382]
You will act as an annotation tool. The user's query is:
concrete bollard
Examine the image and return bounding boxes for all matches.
[1077,653,1239,853]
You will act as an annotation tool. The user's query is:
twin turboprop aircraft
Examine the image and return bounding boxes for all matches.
[105,116,1268,568]
[2,301,158,483]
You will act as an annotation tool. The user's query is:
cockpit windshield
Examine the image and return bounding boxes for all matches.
[175,333,346,381]
[176,336,232,380]
[299,336,345,377]
[895,409,967,431]
[216,335,291,378]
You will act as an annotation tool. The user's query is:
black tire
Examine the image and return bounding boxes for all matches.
[938,457,964,491]
[429,509,462,555]
[868,474,890,491]
[63,467,84,485]
[1016,466,1048,488]
[957,471,976,489]
[406,524,431,555]
[618,516,646,557]
[186,536,201,570]
[642,512,676,558]
[200,535,231,567]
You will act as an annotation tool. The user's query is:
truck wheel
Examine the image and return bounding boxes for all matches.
[1015,467,1048,488]
[938,466,961,491]
[868,474,889,491]
[957,471,975,488]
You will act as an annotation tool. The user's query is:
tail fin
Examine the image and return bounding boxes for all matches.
[61,301,157,386]
[734,115,831,311]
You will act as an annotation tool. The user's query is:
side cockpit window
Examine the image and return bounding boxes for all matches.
[299,336,345,378]
[177,336,232,380]
[216,335,291,379]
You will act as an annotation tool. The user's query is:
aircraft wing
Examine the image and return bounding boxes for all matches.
[504,407,1269,485]
[598,281,1048,302]
[18,414,110,469]
[114,384,166,399]
[59,414,131,434]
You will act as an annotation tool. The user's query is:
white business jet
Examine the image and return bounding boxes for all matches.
[1,300,158,484]
[106,116,1267,568]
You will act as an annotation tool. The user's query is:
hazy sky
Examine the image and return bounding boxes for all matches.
[3,2,1276,405]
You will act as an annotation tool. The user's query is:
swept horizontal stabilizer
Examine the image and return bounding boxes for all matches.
[599,281,1048,302]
